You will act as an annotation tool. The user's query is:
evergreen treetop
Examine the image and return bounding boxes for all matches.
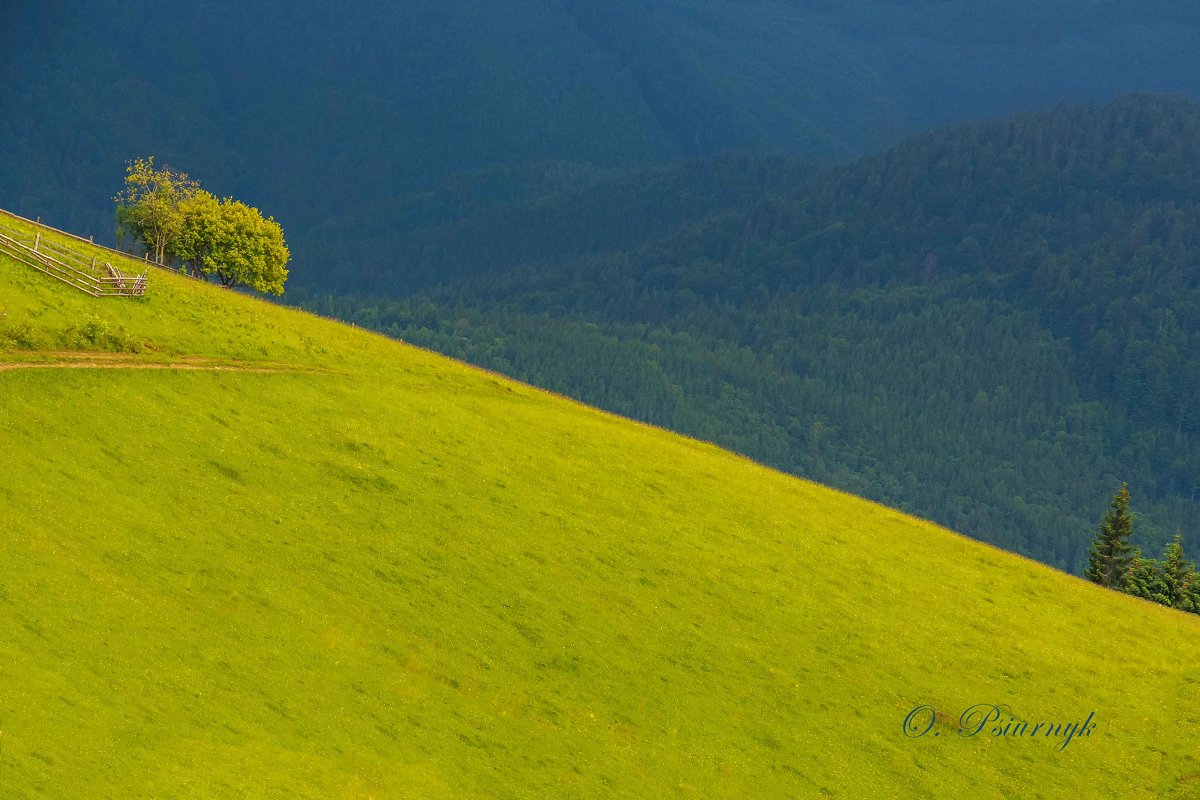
[1085,483,1134,590]
[1161,533,1198,613]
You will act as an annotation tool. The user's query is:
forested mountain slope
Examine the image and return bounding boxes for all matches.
[3,1,1199,287]
[302,94,1200,571]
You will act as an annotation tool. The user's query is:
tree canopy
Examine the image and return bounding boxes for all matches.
[171,192,289,294]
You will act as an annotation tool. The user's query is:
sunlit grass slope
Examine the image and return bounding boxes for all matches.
[1,218,1199,799]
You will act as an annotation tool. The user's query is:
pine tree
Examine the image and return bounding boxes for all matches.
[1124,548,1166,605]
[1161,533,1197,612]
[1085,483,1134,589]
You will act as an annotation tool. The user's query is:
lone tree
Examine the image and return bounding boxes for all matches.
[1085,483,1135,589]
[171,192,289,295]
[114,157,198,265]
[116,156,289,295]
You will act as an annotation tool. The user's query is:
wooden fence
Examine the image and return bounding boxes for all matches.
[0,207,149,262]
[0,221,147,297]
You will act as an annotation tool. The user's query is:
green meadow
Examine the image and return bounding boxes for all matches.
[1,215,1198,798]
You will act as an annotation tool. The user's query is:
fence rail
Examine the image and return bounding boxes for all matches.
[0,221,147,297]
[0,206,145,262]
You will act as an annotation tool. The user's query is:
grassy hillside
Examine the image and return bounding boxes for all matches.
[1,217,1199,798]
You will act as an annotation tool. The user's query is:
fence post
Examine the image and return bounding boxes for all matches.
[34,232,40,251]
[89,235,94,243]
[92,256,97,269]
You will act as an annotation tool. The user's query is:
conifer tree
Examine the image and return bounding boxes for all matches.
[1124,548,1166,605]
[1161,533,1197,612]
[1085,483,1134,589]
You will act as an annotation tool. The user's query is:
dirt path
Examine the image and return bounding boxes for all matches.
[0,352,308,373]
